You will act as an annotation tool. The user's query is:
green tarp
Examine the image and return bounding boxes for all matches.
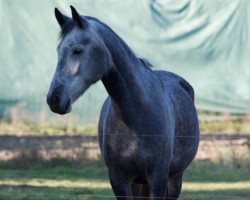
[1,0,249,123]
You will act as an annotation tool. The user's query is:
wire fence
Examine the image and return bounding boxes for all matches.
[0,130,250,139]
[0,191,249,200]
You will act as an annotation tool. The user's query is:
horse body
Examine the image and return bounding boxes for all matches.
[47,6,199,199]
[99,69,199,199]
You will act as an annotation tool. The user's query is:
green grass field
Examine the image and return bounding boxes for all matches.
[0,159,249,200]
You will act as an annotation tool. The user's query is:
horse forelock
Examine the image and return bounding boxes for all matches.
[59,20,76,40]
[59,16,95,41]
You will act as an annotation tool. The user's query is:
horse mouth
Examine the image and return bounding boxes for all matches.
[54,103,72,115]
[47,97,72,115]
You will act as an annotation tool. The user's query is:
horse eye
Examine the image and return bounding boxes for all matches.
[73,48,83,55]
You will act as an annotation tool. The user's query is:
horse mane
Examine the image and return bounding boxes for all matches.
[59,20,75,40]
[59,16,153,69]
[139,58,153,68]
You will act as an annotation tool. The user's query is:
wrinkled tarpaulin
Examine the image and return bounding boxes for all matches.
[147,0,250,119]
[0,0,249,122]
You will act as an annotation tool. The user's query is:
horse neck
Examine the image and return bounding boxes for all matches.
[100,28,153,125]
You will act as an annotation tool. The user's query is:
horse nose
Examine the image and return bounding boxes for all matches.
[51,95,60,106]
[47,94,60,108]
[46,92,72,115]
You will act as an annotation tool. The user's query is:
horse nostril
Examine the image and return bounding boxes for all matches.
[51,95,60,106]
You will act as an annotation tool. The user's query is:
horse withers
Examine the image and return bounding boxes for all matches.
[47,6,199,200]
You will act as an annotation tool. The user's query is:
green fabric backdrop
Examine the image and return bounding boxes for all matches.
[0,0,249,123]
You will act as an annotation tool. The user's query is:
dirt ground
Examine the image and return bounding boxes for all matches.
[0,134,249,163]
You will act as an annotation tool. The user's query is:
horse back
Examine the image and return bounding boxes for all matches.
[155,70,194,101]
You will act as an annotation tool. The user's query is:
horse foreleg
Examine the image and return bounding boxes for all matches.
[109,170,133,200]
[167,172,183,200]
[148,169,169,200]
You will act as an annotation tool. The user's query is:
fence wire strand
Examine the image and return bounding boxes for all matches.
[0,130,249,139]
[0,191,248,200]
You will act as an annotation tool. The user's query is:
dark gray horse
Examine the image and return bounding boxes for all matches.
[47,6,199,200]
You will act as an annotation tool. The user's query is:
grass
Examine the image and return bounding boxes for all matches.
[1,118,250,136]
[1,107,250,136]
[0,163,111,200]
[0,121,98,136]
[0,159,249,200]
[199,119,250,134]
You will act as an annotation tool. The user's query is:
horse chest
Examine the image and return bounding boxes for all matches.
[99,102,171,173]
[101,131,165,173]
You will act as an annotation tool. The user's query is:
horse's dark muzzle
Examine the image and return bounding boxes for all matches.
[47,94,71,115]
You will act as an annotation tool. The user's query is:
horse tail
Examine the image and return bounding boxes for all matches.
[179,79,195,101]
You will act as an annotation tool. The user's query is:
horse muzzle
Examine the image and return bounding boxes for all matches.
[46,93,72,115]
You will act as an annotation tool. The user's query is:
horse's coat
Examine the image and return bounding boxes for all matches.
[47,6,200,200]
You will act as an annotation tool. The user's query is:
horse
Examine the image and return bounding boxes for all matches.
[46,6,199,200]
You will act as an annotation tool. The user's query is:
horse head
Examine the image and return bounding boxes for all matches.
[47,6,110,114]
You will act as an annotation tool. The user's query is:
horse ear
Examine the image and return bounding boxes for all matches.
[55,8,69,27]
[70,5,88,29]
